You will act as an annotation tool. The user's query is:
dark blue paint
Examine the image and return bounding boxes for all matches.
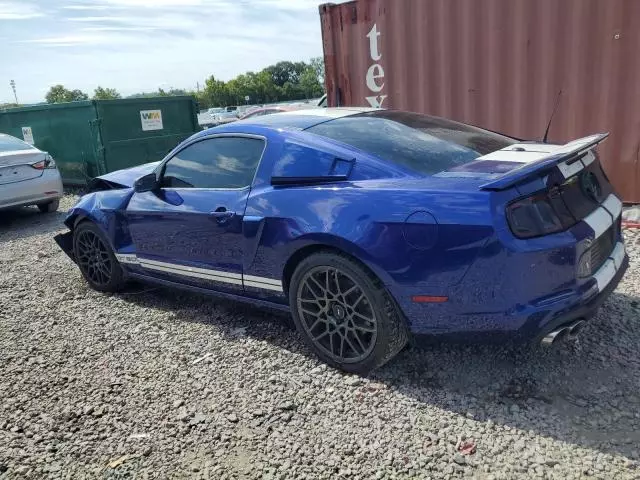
[125,187,248,292]
[60,112,626,344]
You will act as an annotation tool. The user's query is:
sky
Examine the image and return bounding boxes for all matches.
[0,0,326,104]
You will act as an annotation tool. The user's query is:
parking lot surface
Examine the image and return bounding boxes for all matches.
[1,194,639,479]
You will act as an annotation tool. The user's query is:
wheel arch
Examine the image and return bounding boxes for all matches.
[282,238,411,373]
[66,209,120,254]
[281,236,393,297]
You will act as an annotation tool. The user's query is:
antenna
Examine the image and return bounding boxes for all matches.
[542,89,563,143]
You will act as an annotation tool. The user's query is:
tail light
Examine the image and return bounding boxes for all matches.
[506,190,577,239]
[31,155,56,170]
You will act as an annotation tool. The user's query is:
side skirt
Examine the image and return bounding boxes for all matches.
[127,272,291,313]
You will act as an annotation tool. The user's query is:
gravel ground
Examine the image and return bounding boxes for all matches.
[1,193,640,479]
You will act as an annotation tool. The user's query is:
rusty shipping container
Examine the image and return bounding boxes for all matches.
[320,0,640,202]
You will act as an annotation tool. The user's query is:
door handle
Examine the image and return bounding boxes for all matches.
[210,207,235,222]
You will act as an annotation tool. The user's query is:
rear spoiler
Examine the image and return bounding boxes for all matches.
[480,133,609,191]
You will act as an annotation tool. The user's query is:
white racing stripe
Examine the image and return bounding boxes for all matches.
[243,274,282,286]
[602,193,623,219]
[556,160,584,179]
[557,152,597,179]
[610,241,626,270]
[244,280,283,292]
[140,262,244,286]
[583,205,613,239]
[583,194,621,239]
[593,242,626,291]
[114,254,282,292]
[476,139,601,179]
[475,149,556,163]
[140,257,242,280]
[582,152,595,167]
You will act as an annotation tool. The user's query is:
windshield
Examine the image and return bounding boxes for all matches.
[306,110,516,175]
[0,134,35,153]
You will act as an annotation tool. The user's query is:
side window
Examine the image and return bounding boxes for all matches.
[162,137,264,189]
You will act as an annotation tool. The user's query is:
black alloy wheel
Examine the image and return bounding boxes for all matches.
[289,252,409,374]
[73,222,125,292]
[297,266,378,363]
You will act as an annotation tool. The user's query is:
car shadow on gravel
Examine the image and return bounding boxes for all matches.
[117,286,640,461]
[0,207,67,243]
[376,291,640,461]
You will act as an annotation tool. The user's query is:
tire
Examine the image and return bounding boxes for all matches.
[289,251,409,375]
[73,221,126,292]
[37,199,59,213]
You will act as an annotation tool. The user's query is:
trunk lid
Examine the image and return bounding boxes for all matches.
[477,134,609,190]
[0,150,47,185]
[437,134,609,188]
[474,134,616,225]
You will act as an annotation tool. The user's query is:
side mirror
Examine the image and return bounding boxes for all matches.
[134,173,159,193]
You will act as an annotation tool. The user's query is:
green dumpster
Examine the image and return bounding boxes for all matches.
[0,96,199,185]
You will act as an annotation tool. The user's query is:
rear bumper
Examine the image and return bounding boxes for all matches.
[532,253,628,343]
[0,170,63,210]
[407,249,628,346]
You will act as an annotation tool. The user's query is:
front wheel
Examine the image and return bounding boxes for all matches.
[289,252,409,375]
[73,222,125,292]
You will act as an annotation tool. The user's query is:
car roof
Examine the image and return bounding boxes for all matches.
[234,107,378,130]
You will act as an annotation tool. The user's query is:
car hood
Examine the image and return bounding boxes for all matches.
[93,161,161,188]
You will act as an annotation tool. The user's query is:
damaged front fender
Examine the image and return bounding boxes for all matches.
[58,188,136,259]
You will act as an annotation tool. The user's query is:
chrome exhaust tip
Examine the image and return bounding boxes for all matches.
[541,327,569,347]
[567,319,585,339]
[541,319,586,347]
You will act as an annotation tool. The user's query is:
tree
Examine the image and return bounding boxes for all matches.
[195,57,326,108]
[93,86,121,100]
[310,56,325,88]
[69,89,89,101]
[202,75,231,107]
[299,67,324,99]
[265,61,307,87]
[45,85,68,103]
[167,88,188,96]
[45,85,89,103]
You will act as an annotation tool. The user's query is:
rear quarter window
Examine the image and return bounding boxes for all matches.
[306,111,515,175]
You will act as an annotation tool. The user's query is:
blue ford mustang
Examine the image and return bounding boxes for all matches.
[55,108,627,374]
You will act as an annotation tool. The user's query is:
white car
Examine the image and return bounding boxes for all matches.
[0,133,63,213]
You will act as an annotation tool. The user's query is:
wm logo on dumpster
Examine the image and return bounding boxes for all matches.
[140,109,163,131]
[141,111,161,120]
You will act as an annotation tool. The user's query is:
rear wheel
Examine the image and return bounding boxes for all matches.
[289,252,409,375]
[73,222,125,292]
[37,199,59,213]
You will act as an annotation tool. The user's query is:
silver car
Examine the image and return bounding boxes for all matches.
[0,133,63,213]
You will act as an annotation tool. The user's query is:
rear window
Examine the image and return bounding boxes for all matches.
[306,111,516,175]
[0,134,34,153]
